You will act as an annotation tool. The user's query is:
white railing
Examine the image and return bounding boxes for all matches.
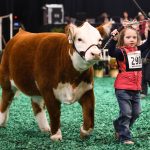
[0,13,13,51]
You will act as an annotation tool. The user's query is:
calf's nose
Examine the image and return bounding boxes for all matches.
[91,52,101,60]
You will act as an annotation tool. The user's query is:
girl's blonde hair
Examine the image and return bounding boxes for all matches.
[117,27,141,47]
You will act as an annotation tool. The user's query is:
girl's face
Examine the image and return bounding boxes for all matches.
[123,29,138,47]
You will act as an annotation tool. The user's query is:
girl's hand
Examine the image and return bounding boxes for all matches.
[111,29,119,41]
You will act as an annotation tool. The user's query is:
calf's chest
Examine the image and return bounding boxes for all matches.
[53,81,93,104]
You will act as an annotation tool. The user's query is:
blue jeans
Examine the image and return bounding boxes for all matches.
[114,89,141,141]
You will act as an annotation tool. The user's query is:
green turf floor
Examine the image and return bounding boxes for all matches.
[0,77,150,150]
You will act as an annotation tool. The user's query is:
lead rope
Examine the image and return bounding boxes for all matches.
[101,26,124,50]
[132,0,149,19]
[102,19,150,51]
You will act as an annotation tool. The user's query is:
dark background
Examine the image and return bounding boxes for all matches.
[0,0,150,32]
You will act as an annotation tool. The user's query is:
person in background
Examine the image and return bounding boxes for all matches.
[111,16,122,32]
[141,47,150,98]
[108,20,150,144]
[136,12,147,40]
[120,11,131,25]
[96,12,110,25]
[134,12,150,98]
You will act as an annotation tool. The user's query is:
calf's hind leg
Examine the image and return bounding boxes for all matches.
[0,65,15,127]
[31,97,50,132]
[0,87,15,127]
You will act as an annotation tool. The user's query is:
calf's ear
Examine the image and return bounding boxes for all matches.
[97,22,112,38]
[65,23,77,44]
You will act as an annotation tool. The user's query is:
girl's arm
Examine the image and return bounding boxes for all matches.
[108,29,124,61]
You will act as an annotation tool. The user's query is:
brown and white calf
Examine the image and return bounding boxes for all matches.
[0,22,106,141]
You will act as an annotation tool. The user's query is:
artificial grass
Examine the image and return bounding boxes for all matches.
[0,77,150,150]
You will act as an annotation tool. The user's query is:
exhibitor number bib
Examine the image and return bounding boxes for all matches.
[127,51,142,70]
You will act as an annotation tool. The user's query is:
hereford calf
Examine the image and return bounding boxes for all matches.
[0,22,105,141]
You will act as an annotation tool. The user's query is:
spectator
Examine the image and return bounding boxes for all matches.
[136,12,147,40]
[96,12,110,25]
[141,47,150,98]
[136,13,150,98]
[120,11,131,25]
[111,16,122,32]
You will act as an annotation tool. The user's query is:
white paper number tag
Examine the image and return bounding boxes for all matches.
[127,51,142,69]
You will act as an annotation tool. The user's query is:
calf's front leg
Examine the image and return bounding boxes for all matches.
[79,89,95,138]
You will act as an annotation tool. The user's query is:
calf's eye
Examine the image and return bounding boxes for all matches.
[78,38,82,41]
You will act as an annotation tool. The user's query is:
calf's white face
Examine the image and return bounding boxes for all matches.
[68,22,103,63]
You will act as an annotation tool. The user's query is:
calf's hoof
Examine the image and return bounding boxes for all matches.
[80,126,93,139]
[0,111,8,127]
[50,129,62,141]
[40,126,51,133]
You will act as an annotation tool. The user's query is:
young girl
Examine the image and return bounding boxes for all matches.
[108,21,150,144]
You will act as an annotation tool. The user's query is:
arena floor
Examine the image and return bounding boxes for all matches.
[0,77,150,150]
